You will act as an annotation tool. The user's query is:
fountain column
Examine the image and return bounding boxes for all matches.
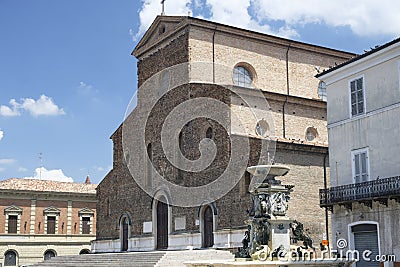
[236,164,293,259]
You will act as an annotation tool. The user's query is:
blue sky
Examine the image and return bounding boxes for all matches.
[0,0,399,184]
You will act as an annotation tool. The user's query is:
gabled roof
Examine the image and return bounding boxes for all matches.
[133,16,186,57]
[133,15,355,60]
[316,37,400,78]
[0,178,97,194]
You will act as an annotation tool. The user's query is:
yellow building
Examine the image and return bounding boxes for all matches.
[0,178,96,266]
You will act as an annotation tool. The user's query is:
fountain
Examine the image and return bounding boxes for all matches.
[185,165,354,267]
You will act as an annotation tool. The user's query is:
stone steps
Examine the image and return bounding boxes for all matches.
[155,250,235,267]
[29,251,165,267]
[29,249,234,267]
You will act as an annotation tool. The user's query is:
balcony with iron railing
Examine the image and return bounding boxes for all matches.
[320,175,400,209]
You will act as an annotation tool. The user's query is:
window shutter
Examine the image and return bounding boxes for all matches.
[8,215,17,234]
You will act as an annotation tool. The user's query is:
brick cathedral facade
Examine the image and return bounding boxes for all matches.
[93,16,354,252]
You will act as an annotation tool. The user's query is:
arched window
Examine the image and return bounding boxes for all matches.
[206,127,213,139]
[4,250,17,266]
[233,66,253,87]
[318,81,327,101]
[44,250,56,260]
[305,127,318,141]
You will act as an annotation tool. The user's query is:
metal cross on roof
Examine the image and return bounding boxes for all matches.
[161,0,166,16]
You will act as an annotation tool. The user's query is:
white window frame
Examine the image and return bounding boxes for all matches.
[78,207,94,235]
[318,81,327,102]
[4,205,23,234]
[43,206,60,235]
[348,75,366,117]
[347,221,381,267]
[351,148,370,184]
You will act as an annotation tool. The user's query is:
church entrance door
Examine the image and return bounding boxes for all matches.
[203,206,214,248]
[121,217,129,251]
[156,199,168,249]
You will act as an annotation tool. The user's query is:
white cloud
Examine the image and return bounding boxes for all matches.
[24,167,73,182]
[78,81,98,94]
[94,166,105,172]
[0,130,3,141]
[18,167,28,172]
[0,158,16,165]
[252,0,400,37]
[0,158,16,172]
[134,0,191,40]
[134,0,299,40]
[21,95,65,116]
[0,95,65,117]
[134,0,400,42]
[0,99,21,117]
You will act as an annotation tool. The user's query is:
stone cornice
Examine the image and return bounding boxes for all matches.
[133,16,355,60]
[0,189,96,202]
[230,85,327,109]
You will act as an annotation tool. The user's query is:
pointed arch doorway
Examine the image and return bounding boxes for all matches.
[120,216,130,252]
[203,205,214,248]
[156,197,168,250]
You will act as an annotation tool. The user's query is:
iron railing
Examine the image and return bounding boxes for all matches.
[320,176,400,207]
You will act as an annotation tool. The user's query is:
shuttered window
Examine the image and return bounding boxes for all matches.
[47,216,56,234]
[8,215,17,234]
[82,217,90,234]
[352,148,369,183]
[350,77,365,116]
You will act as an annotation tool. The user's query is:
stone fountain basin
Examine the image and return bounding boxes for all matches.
[247,165,290,177]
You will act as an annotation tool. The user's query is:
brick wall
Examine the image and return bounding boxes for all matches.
[72,201,97,234]
[137,31,189,88]
[0,199,30,234]
[188,27,351,100]
[97,19,338,245]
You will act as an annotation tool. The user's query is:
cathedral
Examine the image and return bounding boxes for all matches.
[92,15,354,252]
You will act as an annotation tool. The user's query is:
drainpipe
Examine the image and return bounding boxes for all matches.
[212,26,217,84]
[323,152,330,254]
[282,44,291,138]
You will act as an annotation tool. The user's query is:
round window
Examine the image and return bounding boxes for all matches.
[233,66,253,88]
[305,127,318,141]
[255,119,270,137]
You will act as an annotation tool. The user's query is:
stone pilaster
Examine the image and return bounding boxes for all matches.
[30,199,36,234]
[67,200,72,234]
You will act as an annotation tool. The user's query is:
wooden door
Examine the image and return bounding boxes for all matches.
[156,200,168,249]
[121,217,128,251]
[203,206,214,248]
